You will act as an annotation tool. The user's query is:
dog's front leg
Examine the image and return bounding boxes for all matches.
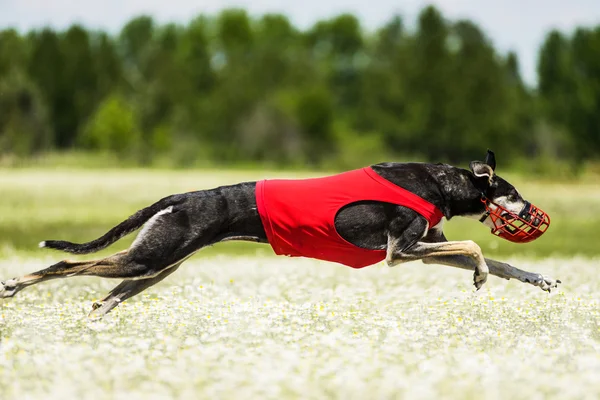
[422,255,560,292]
[388,241,489,290]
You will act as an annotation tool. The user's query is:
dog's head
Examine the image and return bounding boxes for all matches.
[469,150,550,243]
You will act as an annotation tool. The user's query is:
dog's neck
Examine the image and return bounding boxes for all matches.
[371,162,488,221]
[429,166,486,221]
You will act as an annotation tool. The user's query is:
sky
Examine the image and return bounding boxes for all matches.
[1,0,599,85]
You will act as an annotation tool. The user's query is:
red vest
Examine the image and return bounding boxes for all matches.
[256,167,444,268]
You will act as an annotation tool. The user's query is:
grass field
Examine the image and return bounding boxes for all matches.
[1,168,600,399]
[0,167,599,259]
[1,256,600,399]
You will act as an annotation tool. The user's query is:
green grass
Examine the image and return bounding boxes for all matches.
[0,168,598,259]
[0,256,599,398]
[1,168,600,398]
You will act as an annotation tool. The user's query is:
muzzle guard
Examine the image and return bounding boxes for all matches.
[480,197,550,243]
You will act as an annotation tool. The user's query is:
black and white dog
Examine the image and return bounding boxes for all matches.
[0,151,559,319]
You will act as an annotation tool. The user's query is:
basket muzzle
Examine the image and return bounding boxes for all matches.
[480,197,550,243]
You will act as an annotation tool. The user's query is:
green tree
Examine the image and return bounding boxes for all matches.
[406,6,453,160]
[503,52,538,158]
[6,8,600,168]
[119,15,155,74]
[137,23,182,133]
[217,9,253,57]
[355,16,412,152]
[537,30,581,163]
[80,94,141,155]
[446,20,510,160]
[568,28,600,160]
[0,29,27,77]
[93,33,123,101]
[253,14,300,91]
[61,24,98,147]
[305,14,364,109]
[208,9,258,160]
[176,17,214,98]
[538,30,573,125]
[27,28,65,147]
[0,70,51,155]
[296,86,335,164]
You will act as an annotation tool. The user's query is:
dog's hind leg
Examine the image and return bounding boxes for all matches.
[1,203,196,299]
[0,251,153,299]
[88,262,183,320]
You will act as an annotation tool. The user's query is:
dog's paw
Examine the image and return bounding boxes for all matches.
[91,300,104,310]
[88,302,106,320]
[473,270,488,291]
[532,274,561,293]
[0,279,18,299]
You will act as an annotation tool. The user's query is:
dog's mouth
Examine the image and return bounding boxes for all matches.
[501,209,539,226]
[480,198,550,243]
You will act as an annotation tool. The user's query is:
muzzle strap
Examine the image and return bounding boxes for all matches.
[518,201,532,220]
[479,193,490,223]
[479,210,490,223]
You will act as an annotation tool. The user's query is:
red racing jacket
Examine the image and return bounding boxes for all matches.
[255,167,444,269]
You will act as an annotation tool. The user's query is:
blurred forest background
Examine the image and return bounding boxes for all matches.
[0,5,599,174]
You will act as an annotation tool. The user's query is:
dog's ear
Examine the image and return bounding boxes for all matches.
[484,149,496,171]
[470,161,495,185]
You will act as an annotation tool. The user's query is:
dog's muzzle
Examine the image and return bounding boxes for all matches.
[479,197,550,243]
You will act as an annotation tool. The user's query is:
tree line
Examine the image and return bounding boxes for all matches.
[0,6,598,171]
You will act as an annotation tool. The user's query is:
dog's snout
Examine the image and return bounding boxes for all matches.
[517,200,545,227]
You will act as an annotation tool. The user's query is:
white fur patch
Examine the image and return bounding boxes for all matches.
[131,207,174,248]
[474,196,527,228]
[422,221,430,238]
[38,241,46,248]
[492,196,525,214]
[430,219,444,233]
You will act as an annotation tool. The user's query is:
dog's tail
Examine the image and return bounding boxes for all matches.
[39,195,183,255]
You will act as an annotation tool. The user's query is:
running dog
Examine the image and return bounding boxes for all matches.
[0,150,559,319]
